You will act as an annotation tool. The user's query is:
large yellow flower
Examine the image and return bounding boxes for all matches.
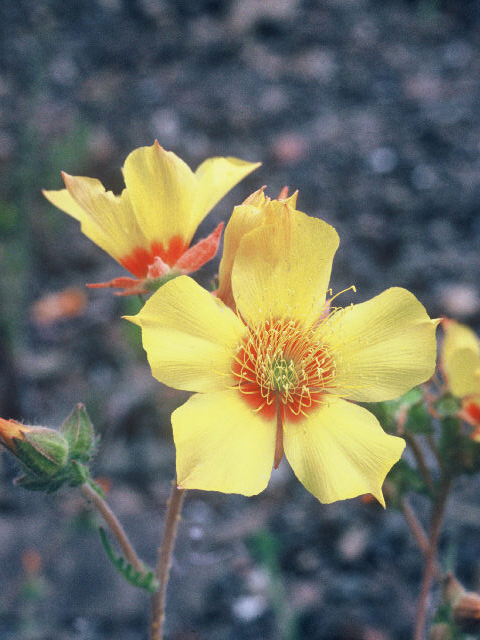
[127,203,438,504]
[442,319,480,426]
[43,141,260,294]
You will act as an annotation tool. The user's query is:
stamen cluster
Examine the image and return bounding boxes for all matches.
[232,319,335,421]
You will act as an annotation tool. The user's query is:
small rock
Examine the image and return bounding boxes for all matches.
[439,284,480,318]
[231,594,268,621]
[338,526,369,562]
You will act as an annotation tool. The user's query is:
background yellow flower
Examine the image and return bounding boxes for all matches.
[442,320,480,427]
[43,142,260,293]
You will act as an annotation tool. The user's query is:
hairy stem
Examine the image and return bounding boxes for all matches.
[413,479,451,640]
[80,481,144,575]
[150,480,186,640]
[400,497,442,580]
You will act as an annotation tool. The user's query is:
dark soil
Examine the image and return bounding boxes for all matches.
[0,1,480,639]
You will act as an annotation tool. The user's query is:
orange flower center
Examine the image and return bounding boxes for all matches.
[120,236,187,278]
[232,320,335,422]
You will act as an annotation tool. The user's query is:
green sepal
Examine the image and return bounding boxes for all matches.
[98,528,159,593]
[14,428,68,478]
[144,271,181,293]
[15,460,91,494]
[60,403,96,462]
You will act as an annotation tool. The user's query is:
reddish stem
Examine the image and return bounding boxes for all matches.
[150,480,186,640]
[413,479,451,640]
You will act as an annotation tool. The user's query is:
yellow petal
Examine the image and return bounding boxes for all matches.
[323,287,438,402]
[442,321,480,398]
[193,156,261,229]
[60,174,147,262]
[283,398,405,505]
[217,189,300,308]
[44,186,121,257]
[124,275,246,393]
[232,208,339,328]
[122,142,198,246]
[217,193,268,308]
[123,143,260,248]
[173,390,275,495]
[43,187,89,222]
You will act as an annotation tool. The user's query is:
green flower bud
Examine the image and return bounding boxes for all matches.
[0,408,97,493]
[60,403,95,462]
[0,418,68,477]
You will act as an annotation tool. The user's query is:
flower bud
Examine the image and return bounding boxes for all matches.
[0,418,68,477]
[59,403,96,462]
[442,572,480,634]
[0,408,96,493]
[452,591,480,633]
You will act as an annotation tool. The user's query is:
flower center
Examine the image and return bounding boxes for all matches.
[271,357,298,392]
[232,319,335,421]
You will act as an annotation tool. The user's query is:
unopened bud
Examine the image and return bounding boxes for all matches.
[442,572,480,634]
[0,418,68,476]
[60,403,95,462]
[453,591,480,633]
[0,408,96,493]
[0,418,34,451]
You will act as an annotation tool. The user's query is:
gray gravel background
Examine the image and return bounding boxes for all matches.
[0,1,480,638]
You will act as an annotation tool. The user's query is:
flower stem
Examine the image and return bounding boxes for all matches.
[150,480,186,640]
[413,478,451,640]
[80,481,145,575]
[403,431,435,493]
[400,497,442,580]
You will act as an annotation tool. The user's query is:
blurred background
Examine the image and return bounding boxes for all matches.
[1,1,480,638]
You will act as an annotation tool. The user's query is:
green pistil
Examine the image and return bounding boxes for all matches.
[271,357,297,392]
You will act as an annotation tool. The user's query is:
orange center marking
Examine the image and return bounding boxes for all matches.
[232,320,335,424]
[120,235,187,278]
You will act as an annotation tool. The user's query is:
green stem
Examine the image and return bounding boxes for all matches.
[80,481,144,575]
[150,479,186,640]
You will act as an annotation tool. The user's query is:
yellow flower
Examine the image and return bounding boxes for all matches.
[441,319,480,428]
[126,203,438,504]
[43,141,260,294]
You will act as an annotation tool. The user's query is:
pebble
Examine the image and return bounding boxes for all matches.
[439,284,480,318]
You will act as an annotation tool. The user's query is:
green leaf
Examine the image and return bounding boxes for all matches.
[405,403,433,434]
[98,528,159,594]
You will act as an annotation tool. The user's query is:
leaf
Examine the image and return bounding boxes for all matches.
[98,528,159,593]
[405,403,433,434]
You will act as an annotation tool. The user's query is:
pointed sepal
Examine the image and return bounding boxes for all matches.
[60,403,96,462]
